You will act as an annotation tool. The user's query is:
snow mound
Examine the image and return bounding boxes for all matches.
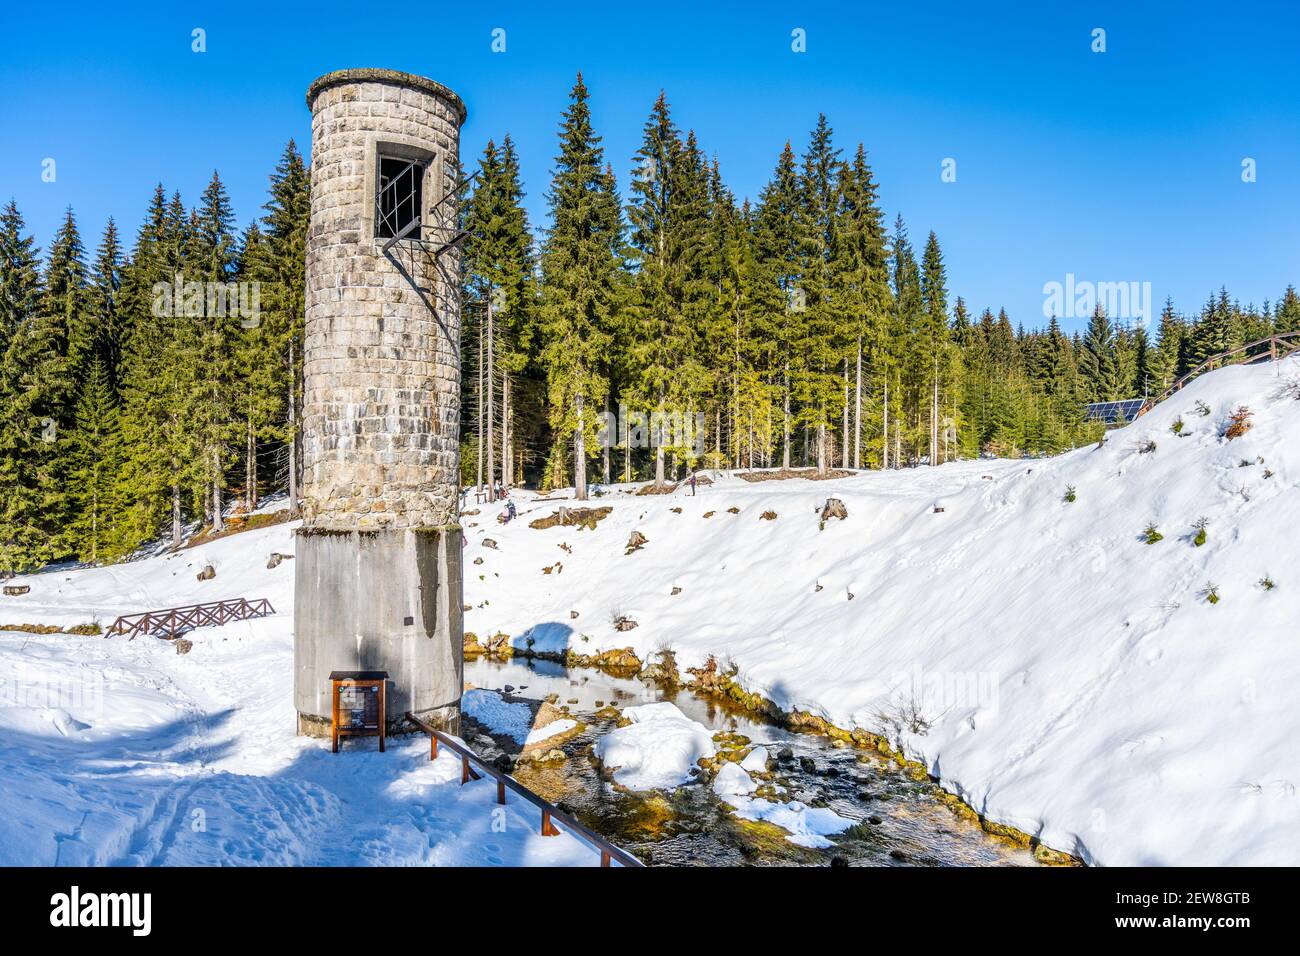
[594,702,716,789]
[713,760,758,796]
[740,746,769,772]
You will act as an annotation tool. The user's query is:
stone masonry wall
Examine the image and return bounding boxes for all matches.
[302,70,466,530]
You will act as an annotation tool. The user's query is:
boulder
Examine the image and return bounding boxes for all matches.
[196,565,216,581]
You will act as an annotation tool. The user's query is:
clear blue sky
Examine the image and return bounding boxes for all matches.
[2,1,1296,333]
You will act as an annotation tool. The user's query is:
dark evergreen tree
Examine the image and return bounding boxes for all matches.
[1078,305,1119,401]
[538,74,624,499]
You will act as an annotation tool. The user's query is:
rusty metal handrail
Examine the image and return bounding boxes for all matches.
[108,597,276,639]
[404,711,645,868]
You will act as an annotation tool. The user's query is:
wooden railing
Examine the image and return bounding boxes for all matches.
[1152,331,1300,405]
[108,598,276,640]
[405,711,645,868]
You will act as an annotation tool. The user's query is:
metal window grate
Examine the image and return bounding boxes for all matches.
[376,156,424,240]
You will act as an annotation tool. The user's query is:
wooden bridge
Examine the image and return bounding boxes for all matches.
[1151,331,1300,406]
[108,597,276,640]
[406,711,645,868]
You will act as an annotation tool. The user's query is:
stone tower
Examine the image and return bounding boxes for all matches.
[294,69,467,736]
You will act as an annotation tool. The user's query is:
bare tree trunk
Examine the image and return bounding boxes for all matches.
[574,393,588,501]
[747,408,754,469]
[930,355,939,466]
[212,448,224,533]
[246,419,257,511]
[171,482,182,548]
[501,372,511,489]
[485,296,495,500]
[817,422,827,475]
[622,408,631,483]
[287,340,299,513]
[841,359,850,469]
[476,320,484,494]
[602,394,611,485]
[715,405,722,466]
[882,374,890,469]
[655,444,666,486]
[854,340,862,469]
[895,410,902,470]
[782,367,791,469]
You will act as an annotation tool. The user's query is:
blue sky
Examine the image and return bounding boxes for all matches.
[2,1,1297,332]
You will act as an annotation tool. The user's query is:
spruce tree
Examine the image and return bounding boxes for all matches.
[919,231,950,464]
[258,141,310,512]
[114,187,198,552]
[831,145,890,468]
[66,356,120,562]
[1276,284,1300,333]
[0,202,53,571]
[626,93,711,485]
[793,115,843,473]
[464,135,537,493]
[538,74,624,499]
[87,219,126,396]
[753,142,807,468]
[189,172,240,531]
[1078,305,1119,401]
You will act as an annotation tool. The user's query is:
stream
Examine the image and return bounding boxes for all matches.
[464,656,1039,867]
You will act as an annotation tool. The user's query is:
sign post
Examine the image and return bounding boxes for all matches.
[329,671,388,753]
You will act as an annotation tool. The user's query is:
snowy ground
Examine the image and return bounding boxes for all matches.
[0,530,609,866]
[3,357,1299,866]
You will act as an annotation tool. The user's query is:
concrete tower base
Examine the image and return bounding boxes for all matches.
[293,526,463,737]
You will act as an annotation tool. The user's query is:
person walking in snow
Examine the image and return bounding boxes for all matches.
[689,471,697,496]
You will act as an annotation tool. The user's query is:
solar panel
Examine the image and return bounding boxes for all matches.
[1083,398,1147,425]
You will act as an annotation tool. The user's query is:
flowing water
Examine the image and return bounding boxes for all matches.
[464,657,1039,867]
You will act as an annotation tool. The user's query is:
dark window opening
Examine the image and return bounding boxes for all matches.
[377,156,424,240]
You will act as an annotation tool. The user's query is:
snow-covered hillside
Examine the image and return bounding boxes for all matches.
[460,358,1300,866]
[3,357,1298,866]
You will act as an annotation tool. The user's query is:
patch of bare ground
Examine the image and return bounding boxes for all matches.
[185,509,295,548]
[636,481,678,495]
[528,506,613,530]
[736,467,855,482]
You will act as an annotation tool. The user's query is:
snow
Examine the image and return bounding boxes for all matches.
[4,357,1299,865]
[457,357,1300,865]
[592,702,716,790]
[740,746,769,773]
[710,760,852,848]
[713,760,758,796]
[721,795,855,849]
[462,688,577,746]
[0,542,613,866]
